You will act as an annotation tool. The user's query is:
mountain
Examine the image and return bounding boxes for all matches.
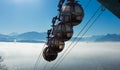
[0,34,9,38]
[0,32,120,43]
[95,34,120,42]
[16,31,46,41]
[71,34,120,42]
[0,34,13,42]
[70,35,104,42]
[8,32,19,36]
[0,32,47,43]
[15,32,47,43]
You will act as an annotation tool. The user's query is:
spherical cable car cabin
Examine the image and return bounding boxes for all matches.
[43,47,58,62]
[61,2,84,26]
[47,37,65,53]
[53,22,73,41]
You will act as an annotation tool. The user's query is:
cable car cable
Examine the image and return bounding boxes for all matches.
[42,62,48,70]
[49,5,102,70]
[33,44,45,70]
[42,0,98,69]
[32,43,46,70]
[49,5,104,70]
[69,9,105,51]
[52,10,105,70]
[51,7,105,70]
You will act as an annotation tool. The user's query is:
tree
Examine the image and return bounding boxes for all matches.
[0,56,8,70]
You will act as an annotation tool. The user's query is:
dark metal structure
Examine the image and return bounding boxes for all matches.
[98,0,120,19]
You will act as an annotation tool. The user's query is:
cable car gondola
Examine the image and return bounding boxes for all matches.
[42,0,84,62]
[47,37,65,53]
[43,47,58,62]
[53,22,73,41]
[61,1,84,26]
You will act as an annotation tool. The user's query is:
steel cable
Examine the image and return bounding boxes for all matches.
[50,5,104,70]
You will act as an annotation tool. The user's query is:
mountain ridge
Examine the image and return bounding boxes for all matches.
[0,32,120,43]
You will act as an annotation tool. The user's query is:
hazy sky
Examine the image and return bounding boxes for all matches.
[0,0,120,36]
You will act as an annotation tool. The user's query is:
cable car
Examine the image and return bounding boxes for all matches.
[53,22,73,41]
[43,47,58,62]
[42,0,84,62]
[61,1,84,26]
[47,37,65,53]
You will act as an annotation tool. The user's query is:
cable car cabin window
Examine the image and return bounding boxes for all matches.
[55,23,72,32]
[62,6,71,14]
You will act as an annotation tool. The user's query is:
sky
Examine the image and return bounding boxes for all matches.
[0,0,120,36]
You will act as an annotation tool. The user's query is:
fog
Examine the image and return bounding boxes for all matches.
[0,42,120,70]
